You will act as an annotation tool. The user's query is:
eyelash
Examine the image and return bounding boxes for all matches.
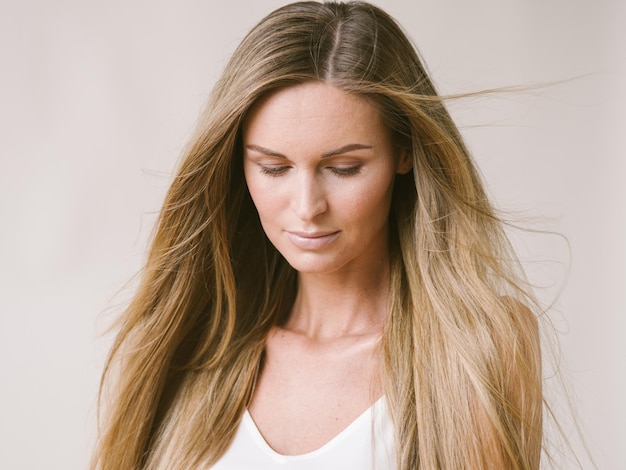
[259,166,289,176]
[259,166,362,177]
[330,166,362,177]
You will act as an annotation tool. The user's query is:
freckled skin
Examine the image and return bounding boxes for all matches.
[242,82,412,455]
[243,81,410,277]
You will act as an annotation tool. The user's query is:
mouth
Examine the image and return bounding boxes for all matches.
[285,230,340,250]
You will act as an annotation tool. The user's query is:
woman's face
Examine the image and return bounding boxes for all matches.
[243,82,410,275]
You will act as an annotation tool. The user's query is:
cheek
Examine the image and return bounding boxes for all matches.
[244,168,268,212]
[340,177,395,224]
[244,174,286,231]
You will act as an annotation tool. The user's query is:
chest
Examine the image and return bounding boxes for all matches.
[247,330,383,455]
[210,398,396,470]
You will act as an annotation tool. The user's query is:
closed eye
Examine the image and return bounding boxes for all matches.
[329,166,362,177]
[260,165,290,176]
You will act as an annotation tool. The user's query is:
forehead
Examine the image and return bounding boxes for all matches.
[242,82,390,148]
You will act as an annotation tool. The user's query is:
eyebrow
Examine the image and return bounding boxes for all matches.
[245,143,373,159]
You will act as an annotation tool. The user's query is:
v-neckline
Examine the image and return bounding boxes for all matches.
[243,397,385,460]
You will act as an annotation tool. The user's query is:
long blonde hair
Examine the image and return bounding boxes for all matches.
[93,2,544,468]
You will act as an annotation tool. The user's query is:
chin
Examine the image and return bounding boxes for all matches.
[280,251,346,275]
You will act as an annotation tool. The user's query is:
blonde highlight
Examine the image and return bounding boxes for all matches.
[93,2,546,469]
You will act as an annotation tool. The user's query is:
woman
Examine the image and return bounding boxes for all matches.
[93,2,543,469]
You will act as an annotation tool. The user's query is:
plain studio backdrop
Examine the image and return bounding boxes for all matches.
[0,1,623,468]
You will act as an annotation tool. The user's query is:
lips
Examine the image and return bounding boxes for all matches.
[286,230,340,250]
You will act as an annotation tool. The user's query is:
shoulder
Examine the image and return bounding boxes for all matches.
[502,296,538,331]
[501,295,540,347]
[497,296,542,398]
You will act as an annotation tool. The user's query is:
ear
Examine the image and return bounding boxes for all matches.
[395,148,413,175]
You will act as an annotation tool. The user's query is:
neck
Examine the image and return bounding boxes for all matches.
[284,261,390,341]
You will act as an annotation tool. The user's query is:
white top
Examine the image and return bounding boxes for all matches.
[210,397,396,470]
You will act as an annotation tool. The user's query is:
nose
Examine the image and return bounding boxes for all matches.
[290,171,327,221]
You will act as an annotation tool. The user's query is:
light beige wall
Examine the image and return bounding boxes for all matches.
[0,1,623,468]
